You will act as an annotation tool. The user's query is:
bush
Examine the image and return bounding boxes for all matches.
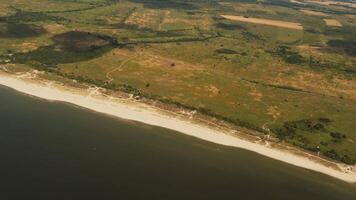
[215,48,238,54]
[323,149,340,160]
[273,46,304,64]
[341,155,355,165]
[330,132,346,139]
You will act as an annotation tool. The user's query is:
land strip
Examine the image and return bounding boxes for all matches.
[221,15,304,30]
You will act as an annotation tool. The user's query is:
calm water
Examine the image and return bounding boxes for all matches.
[0,86,356,200]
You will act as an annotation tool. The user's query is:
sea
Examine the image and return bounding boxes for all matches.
[1,85,356,200]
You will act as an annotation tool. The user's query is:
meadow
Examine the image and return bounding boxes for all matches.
[0,0,355,164]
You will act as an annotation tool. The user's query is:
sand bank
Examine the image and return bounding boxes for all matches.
[0,71,355,183]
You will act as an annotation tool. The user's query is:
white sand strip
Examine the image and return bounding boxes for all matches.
[0,73,355,183]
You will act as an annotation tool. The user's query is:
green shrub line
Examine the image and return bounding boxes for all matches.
[120,34,220,45]
[2,9,69,23]
[274,118,355,165]
[241,78,308,93]
[268,45,356,75]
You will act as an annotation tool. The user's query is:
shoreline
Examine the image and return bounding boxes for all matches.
[0,70,356,183]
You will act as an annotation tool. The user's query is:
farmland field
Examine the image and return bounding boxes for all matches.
[220,15,304,30]
[324,18,343,26]
[0,0,356,165]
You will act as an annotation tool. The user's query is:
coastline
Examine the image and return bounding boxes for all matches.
[0,70,355,183]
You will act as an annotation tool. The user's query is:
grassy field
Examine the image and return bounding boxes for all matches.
[0,0,356,164]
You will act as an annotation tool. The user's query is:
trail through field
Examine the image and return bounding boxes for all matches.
[106,55,138,83]
[158,10,171,31]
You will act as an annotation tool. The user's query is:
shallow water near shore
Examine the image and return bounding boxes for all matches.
[0,85,356,200]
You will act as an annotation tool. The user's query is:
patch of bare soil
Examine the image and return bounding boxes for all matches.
[290,0,307,5]
[44,24,67,34]
[125,9,158,27]
[267,106,281,119]
[249,88,263,101]
[19,42,39,52]
[135,50,205,71]
[307,0,356,8]
[206,85,220,96]
[300,9,329,16]
[221,15,303,30]
[324,19,342,27]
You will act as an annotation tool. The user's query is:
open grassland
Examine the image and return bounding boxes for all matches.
[0,0,356,165]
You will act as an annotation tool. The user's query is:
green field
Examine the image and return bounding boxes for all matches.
[0,0,356,164]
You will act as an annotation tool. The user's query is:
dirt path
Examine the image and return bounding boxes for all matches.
[158,10,171,31]
[106,55,138,83]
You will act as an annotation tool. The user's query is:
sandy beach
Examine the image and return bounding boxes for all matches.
[0,71,355,183]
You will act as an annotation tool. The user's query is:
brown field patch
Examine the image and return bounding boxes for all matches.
[324,19,342,27]
[290,0,306,5]
[221,15,303,30]
[249,88,263,101]
[206,85,220,96]
[296,45,324,60]
[0,11,8,17]
[297,44,321,50]
[300,9,329,16]
[11,41,40,53]
[111,49,132,57]
[44,24,67,34]
[19,42,38,52]
[136,49,205,71]
[307,1,356,8]
[125,9,159,27]
[297,45,323,56]
[159,10,211,31]
[267,106,281,120]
